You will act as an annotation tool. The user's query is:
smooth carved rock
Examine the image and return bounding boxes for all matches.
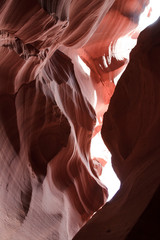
[0,0,159,240]
[73,17,160,240]
[0,0,109,236]
[78,0,149,121]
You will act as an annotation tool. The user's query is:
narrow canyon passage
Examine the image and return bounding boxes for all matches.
[0,1,159,240]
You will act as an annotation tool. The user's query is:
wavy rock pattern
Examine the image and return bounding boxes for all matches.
[0,1,109,239]
[74,17,160,240]
[78,0,149,121]
[0,0,159,240]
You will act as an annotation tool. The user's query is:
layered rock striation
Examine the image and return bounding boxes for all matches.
[0,0,159,240]
[74,16,160,240]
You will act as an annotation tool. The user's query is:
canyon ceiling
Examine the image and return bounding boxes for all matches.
[0,0,159,240]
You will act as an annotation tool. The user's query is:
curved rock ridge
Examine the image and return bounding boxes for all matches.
[0,1,111,238]
[61,0,115,48]
[0,56,107,240]
[73,17,160,240]
[0,0,158,240]
[78,0,150,121]
[39,48,108,205]
[0,0,69,95]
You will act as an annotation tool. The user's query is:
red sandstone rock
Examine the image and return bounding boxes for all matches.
[0,0,159,240]
[0,1,110,239]
[78,0,149,122]
[73,17,160,240]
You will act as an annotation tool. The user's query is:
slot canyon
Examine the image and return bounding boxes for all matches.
[0,0,159,239]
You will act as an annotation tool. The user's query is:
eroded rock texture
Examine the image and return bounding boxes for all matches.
[0,0,159,240]
[73,16,160,240]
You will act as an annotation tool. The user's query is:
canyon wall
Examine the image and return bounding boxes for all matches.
[74,16,160,240]
[0,0,159,239]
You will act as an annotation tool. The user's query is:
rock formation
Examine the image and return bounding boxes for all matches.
[74,15,160,240]
[0,0,159,240]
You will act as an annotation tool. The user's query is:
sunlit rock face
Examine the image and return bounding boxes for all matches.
[0,0,159,240]
[78,0,149,138]
[73,17,160,240]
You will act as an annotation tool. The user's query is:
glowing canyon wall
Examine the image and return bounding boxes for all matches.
[0,0,159,239]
